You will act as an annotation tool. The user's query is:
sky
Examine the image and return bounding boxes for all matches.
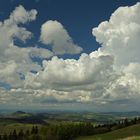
[0,0,140,111]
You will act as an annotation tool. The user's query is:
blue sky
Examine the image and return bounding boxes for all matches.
[0,0,139,55]
[0,0,140,111]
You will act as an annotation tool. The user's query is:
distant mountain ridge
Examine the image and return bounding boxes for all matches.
[13,111,27,114]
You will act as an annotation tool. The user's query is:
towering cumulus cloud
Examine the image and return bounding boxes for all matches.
[92,2,140,107]
[0,3,140,110]
[40,20,83,55]
[93,3,140,66]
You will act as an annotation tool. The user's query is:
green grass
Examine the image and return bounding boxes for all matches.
[76,124,140,140]
[120,136,140,140]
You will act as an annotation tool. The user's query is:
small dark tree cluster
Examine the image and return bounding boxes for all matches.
[44,122,107,140]
[0,126,40,140]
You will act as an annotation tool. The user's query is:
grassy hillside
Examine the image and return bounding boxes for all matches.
[121,136,140,140]
[76,124,140,140]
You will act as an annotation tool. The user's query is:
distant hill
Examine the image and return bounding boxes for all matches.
[9,111,32,118]
[76,124,140,140]
[13,111,27,114]
[0,111,46,124]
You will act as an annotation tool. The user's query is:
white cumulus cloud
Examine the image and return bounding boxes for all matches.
[1,3,140,111]
[40,20,83,55]
[92,2,140,66]
[0,5,53,88]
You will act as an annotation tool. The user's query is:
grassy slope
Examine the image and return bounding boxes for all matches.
[121,136,140,140]
[76,124,140,140]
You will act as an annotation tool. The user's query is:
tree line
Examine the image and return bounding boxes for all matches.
[0,126,40,140]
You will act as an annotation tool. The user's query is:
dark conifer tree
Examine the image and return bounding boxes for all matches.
[25,130,30,136]
[12,129,17,140]
[3,133,8,140]
[24,130,30,140]
[31,126,35,134]
[35,126,38,134]
[124,118,129,127]
[18,129,24,140]
[8,132,12,140]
